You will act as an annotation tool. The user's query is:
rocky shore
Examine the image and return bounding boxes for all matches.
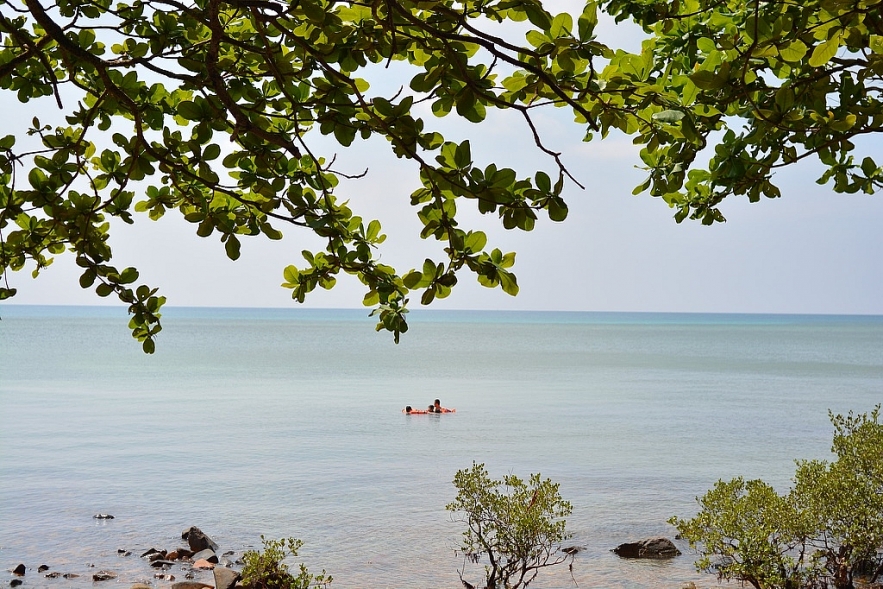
[7,519,687,589]
[7,525,242,589]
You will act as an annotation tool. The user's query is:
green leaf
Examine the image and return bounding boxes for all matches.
[550,13,573,38]
[177,100,202,121]
[225,235,241,260]
[652,110,685,123]
[809,36,840,68]
[778,40,808,63]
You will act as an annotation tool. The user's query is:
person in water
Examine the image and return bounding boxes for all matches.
[428,404,437,413]
[405,405,413,414]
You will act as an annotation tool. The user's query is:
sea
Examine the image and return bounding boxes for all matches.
[1,306,882,589]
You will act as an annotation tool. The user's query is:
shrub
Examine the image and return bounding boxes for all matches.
[240,536,331,589]
[446,462,574,589]
[671,406,883,589]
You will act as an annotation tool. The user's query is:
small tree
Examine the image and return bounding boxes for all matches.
[671,406,883,589]
[792,406,883,589]
[670,477,815,589]
[446,462,574,589]
[240,536,331,589]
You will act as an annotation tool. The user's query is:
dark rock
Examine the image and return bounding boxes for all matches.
[612,537,681,559]
[150,560,176,568]
[37,565,48,573]
[62,573,79,579]
[10,580,22,587]
[166,550,179,561]
[93,514,114,519]
[184,572,194,580]
[213,566,240,589]
[148,551,168,562]
[92,570,117,582]
[170,582,212,589]
[45,572,61,578]
[175,548,193,559]
[11,564,25,576]
[141,548,161,558]
[222,551,234,557]
[191,549,218,564]
[182,527,218,553]
[153,574,175,581]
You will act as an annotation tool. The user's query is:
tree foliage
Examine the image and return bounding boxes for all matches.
[446,462,574,589]
[671,406,883,589]
[240,536,331,589]
[1,0,882,349]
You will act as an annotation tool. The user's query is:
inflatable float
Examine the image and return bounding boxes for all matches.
[403,407,456,414]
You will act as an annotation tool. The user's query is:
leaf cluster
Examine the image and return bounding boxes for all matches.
[1,0,882,349]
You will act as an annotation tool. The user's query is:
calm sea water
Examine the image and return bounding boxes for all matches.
[1,306,882,589]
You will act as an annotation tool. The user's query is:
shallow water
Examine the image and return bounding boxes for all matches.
[1,307,882,588]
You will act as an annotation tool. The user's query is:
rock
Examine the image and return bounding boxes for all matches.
[166,550,180,560]
[132,584,153,589]
[612,537,681,559]
[141,548,161,558]
[63,573,80,579]
[45,572,61,578]
[150,560,176,569]
[171,582,213,589]
[213,566,239,589]
[192,549,219,564]
[11,565,25,576]
[93,513,114,519]
[10,580,22,587]
[176,548,193,559]
[182,527,218,553]
[37,565,48,573]
[562,546,584,555]
[154,574,176,581]
[92,570,117,581]
[192,559,215,570]
[148,551,168,562]
[222,551,234,557]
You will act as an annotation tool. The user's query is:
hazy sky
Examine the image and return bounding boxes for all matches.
[3,13,882,316]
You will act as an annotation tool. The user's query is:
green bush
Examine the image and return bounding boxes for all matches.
[240,537,331,589]
[671,406,883,589]
[447,462,574,589]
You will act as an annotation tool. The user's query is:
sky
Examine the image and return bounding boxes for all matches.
[3,11,883,316]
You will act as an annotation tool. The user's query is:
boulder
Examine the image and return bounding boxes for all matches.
[92,570,117,582]
[37,565,49,572]
[192,559,215,570]
[213,566,240,589]
[10,580,22,588]
[182,527,218,552]
[11,565,25,576]
[192,549,219,564]
[612,537,681,559]
[171,582,213,589]
[150,560,177,569]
